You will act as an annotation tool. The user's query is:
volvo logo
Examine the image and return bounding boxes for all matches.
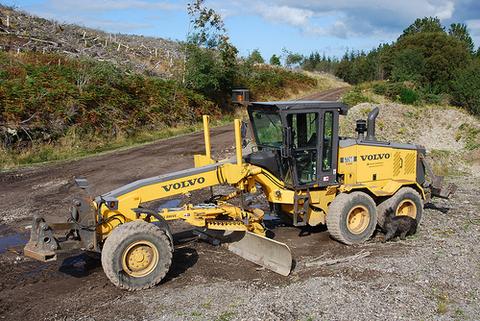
[360,153,391,161]
[162,177,206,192]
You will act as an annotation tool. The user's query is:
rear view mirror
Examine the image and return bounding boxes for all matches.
[74,177,92,197]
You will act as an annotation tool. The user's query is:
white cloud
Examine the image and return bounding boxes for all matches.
[466,19,480,30]
[47,0,181,12]
[466,19,480,35]
[255,5,314,27]
[221,0,467,39]
[433,1,455,20]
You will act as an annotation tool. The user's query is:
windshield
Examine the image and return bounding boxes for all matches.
[251,111,283,148]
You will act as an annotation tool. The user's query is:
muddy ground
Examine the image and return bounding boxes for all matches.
[1,88,479,321]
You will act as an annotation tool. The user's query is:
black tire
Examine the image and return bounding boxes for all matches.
[101,220,173,291]
[326,192,377,245]
[377,187,423,229]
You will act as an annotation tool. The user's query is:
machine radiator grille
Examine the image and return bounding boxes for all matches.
[405,153,416,175]
[393,152,401,177]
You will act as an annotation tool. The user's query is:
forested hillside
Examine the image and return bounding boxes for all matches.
[301,17,480,116]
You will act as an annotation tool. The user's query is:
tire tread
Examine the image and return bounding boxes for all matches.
[327,192,377,245]
[101,220,173,291]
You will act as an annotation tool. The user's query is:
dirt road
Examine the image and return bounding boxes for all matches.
[1,87,479,321]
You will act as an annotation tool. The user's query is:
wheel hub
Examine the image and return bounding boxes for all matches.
[396,200,417,218]
[346,205,370,234]
[122,241,159,278]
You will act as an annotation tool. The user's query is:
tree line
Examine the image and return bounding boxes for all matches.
[240,17,480,116]
[309,18,479,115]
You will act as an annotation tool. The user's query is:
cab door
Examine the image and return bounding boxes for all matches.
[287,112,319,187]
[287,110,339,188]
[318,110,339,186]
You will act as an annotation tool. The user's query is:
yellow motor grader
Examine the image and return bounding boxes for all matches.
[24,101,455,290]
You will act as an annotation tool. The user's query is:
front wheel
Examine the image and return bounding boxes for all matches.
[326,192,377,245]
[101,220,173,291]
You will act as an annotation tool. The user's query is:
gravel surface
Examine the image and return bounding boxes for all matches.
[1,88,479,320]
[122,176,480,321]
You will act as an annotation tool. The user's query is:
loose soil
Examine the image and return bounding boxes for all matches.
[1,88,479,321]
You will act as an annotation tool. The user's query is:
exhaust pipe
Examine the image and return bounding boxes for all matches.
[355,119,367,141]
[366,107,379,141]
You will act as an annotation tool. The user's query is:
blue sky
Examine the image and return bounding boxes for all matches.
[3,0,480,59]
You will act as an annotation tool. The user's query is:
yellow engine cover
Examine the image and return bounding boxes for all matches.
[337,140,420,196]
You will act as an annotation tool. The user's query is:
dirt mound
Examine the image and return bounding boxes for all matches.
[340,102,480,176]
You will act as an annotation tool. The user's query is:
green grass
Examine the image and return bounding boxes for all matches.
[455,123,480,150]
[0,115,233,170]
[215,311,236,321]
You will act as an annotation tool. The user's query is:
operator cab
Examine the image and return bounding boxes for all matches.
[246,101,348,189]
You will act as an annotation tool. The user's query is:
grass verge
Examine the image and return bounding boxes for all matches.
[0,115,233,171]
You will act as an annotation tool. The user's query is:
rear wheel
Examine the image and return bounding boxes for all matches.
[326,192,377,245]
[377,187,423,229]
[101,220,173,291]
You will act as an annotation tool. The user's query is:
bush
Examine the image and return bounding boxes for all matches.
[456,123,480,150]
[341,88,373,106]
[372,82,387,95]
[399,87,419,104]
[0,52,219,151]
[238,64,316,100]
[373,82,420,105]
[419,90,444,105]
[450,61,480,116]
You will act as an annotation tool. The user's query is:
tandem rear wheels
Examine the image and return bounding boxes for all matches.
[101,220,173,291]
[376,187,423,229]
[326,192,377,245]
[326,188,423,244]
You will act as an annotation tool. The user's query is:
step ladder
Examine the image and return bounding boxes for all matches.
[293,190,310,227]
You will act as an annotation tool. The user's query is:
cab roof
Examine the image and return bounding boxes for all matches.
[248,101,348,115]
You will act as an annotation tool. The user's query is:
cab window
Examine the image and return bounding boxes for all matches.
[251,111,283,148]
[288,112,318,185]
[289,113,318,149]
[322,111,333,171]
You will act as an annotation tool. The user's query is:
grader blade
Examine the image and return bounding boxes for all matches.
[226,231,292,276]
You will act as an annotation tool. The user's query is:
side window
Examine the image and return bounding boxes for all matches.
[322,112,333,171]
[289,113,318,148]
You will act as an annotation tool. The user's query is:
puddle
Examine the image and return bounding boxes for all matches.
[0,233,28,254]
[59,253,102,277]
[157,198,183,211]
[263,213,281,221]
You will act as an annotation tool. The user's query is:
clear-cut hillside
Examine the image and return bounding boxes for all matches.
[0,5,183,78]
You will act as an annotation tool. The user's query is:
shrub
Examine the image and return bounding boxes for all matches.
[456,123,480,150]
[372,82,387,95]
[450,61,480,116]
[0,52,219,151]
[341,88,373,106]
[399,87,420,104]
[238,64,316,101]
